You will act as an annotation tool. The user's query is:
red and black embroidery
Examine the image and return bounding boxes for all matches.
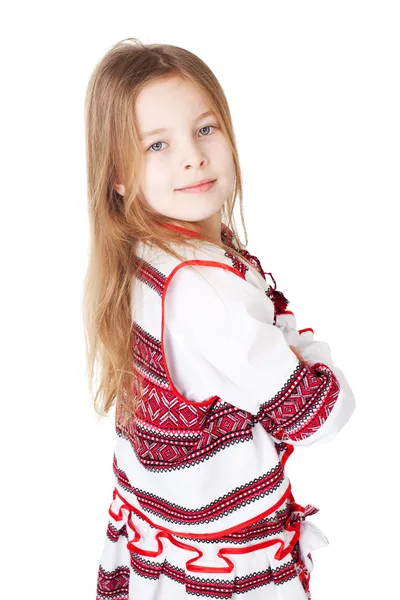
[106,520,128,543]
[103,473,320,599]
[96,564,130,600]
[255,362,340,443]
[133,255,166,297]
[113,456,287,525]
[127,320,257,473]
[221,223,290,325]
[96,223,327,597]
[129,554,302,597]
[131,321,170,390]
[221,224,261,280]
[292,540,312,598]
[130,554,164,582]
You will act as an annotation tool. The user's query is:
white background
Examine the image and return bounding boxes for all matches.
[1,1,399,598]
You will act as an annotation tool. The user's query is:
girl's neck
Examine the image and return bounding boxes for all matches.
[163,214,222,244]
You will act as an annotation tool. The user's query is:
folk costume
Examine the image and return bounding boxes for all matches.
[95,222,356,599]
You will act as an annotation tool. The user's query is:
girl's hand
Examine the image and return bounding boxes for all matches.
[289,345,312,367]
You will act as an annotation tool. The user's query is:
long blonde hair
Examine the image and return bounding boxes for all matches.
[83,37,258,428]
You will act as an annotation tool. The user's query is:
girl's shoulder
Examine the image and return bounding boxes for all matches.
[134,234,237,274]
[133,223,269,294]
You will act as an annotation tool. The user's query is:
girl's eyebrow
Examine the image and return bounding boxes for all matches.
[140,110,215,140]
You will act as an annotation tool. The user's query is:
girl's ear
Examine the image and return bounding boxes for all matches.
[114,183,125,196]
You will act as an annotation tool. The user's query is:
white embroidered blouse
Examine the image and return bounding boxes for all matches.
[163,262,356,447]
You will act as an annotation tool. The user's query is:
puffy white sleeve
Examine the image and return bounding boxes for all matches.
[163,263,355,447]
[274,312,335,366]
[273,312,356,444]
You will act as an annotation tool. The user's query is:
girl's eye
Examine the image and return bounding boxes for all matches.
[147,141,166,152]
[198,125,216,136]
[146,124,217,152]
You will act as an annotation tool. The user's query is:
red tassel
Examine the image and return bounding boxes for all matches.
[269,288,289,313]
[221,228,290,316]
[263,271,290,314]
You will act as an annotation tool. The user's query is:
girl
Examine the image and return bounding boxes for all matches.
[84,38,356,600]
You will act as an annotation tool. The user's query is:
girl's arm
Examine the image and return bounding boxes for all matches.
[164,263,356,447]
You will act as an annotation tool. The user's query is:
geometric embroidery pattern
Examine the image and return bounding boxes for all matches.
[255,361,340,442]
[95,222,333,597]
[96,564,130,600]
[107,483,319,578]
[113,455,287,525]
[133,255,166,297]
[122,319,256,473]
[129,555,304,597]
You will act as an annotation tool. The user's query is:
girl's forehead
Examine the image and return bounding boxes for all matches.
[135,77,214,134]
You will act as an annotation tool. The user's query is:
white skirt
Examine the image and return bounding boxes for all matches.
[95,485,329,600]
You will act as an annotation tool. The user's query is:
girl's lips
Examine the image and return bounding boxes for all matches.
[176,179,217,193]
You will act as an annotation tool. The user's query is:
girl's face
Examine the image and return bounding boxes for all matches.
[134,76,235,224]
